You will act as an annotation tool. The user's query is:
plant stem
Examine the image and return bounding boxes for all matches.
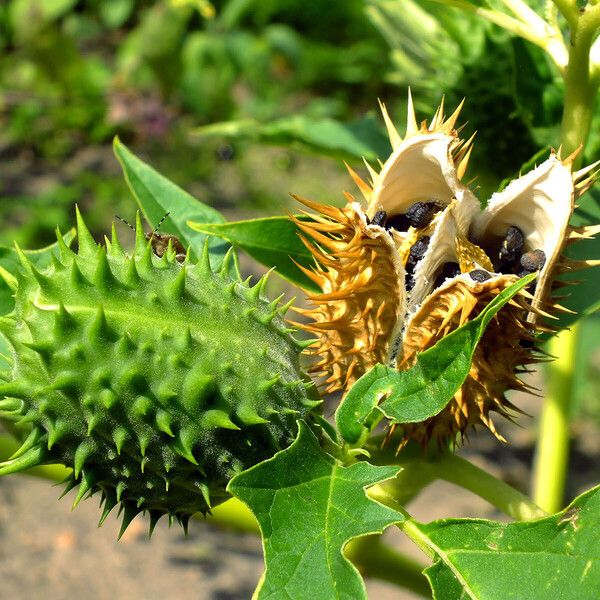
[533,324,581,512]
[435,454,547,520]
[552,0,579,30]
[558,13,600,159]
[345,535,430,598]
[368,442,547,521]
[532,6,600,513]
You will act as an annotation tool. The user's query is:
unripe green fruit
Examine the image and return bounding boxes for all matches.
[0,210,320,536]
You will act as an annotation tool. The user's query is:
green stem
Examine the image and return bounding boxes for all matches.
[367,441,546,521]
[533,325,581,512]
[435,454,547,520]
[559,12,600,159]
[206,497,260,533]
[0,434,70,481]
[552,0,579,30]
[345,535,430,598]
[533,5,600,513]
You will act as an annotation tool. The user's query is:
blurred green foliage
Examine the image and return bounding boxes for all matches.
[0,0,392,247]
[0,0,579,243]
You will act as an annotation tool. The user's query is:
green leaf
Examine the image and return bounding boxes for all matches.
[413,484,600,599]
[193,114,390,161]
[113,137,231,269]
[336,273,536,445]
[187,216,320,292]
[228,421,404,599]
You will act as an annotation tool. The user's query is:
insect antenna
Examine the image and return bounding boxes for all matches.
[153,212,171,234]
[115,215,136,231]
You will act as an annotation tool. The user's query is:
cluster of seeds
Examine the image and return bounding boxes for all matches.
[367,201,440,231]
[366,200,533,291]
[371,206,549,293]
[493,225,546,278]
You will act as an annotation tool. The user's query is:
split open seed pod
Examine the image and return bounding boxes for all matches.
[293,93,600,448]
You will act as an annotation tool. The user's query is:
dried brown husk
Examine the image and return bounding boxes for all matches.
[289,198,405,394]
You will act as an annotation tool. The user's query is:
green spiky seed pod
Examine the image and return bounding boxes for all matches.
[0,210,320,536]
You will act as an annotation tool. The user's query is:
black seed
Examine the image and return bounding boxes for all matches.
[433,262,461,288]
[520,249,546,271]
[407,236,430,270]
[386,214,410,232]
[405,201,438,229]
[497,225,525,269]
[370,210,387,227]
[469,269,492,282]
[501,226,525,254]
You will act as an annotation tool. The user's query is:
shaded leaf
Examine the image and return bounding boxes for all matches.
[336,274,536,445]
[414,484,600,599]
[228,421,404,599]
[113,137,231,269]
[188,216,320,292]
[193,114,390,161]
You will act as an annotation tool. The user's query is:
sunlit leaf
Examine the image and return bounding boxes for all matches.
[188,216,320,292]
[193,114,390,161]
[413,484,600,599]
[228,421,404,599]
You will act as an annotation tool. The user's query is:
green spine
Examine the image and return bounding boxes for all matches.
[0,209,320,536]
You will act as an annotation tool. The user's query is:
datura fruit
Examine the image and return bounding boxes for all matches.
[0,211,320,535]
[292,94,599,448]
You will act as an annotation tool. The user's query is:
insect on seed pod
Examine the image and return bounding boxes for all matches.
[117,212,188,263]
[293,92,600,449]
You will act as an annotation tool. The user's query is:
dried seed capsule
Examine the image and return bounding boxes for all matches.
[405,201,439,229]
[433,262,461,288]
[499,226,525,263]
[370,211,387,227]
[520,249,546,272]
[407,236,430,270]
[469,269,492,282]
